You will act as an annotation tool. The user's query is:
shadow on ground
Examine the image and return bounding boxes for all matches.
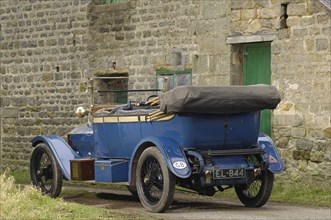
[61,187,242,212]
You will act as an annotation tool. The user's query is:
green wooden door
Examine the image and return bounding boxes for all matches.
[244,42,272,136]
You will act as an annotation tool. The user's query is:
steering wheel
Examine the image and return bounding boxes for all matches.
[146,95,159,102]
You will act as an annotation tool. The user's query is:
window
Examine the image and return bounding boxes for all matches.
[98,0,129,4]
[93,73,129,105]
[156,70,192,92]
[280,3,288,29]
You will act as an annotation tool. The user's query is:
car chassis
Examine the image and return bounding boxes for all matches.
[30,78,284,213]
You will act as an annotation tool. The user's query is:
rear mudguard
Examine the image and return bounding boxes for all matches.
[258,133,285,173]
[129,136,191,184]
[31,135,81,180]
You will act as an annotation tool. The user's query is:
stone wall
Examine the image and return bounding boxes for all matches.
[0,0,90,171]
[229,0,331,182]
[1,0,330,182]
[272,1,331,182]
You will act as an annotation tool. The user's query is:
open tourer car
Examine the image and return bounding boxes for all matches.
[30,78,284,213]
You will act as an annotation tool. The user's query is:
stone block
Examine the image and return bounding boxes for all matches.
[291,128,306,138]
[0,108,19,118]
[298,160,308,172]
[199,37,226,54]
[324,152,331,162]
[260,8,281,19]
[201,1,227,19]
[192,54,209,75]
[310,151,324,163]
[286,16,300,26]
[296,139,314,151]
[287,3,306,16]
[323,127,331,139]
[304,38,314,51]
[245,19,262,34]
[279,102,293,111]
[293,150,311,160]
[314,115,330,128]
[288,170,303,182]
[46,38,57,46]
[292,28,308,36]
[316,38,328,51]
[231,10,241,22]
[307,0,320,14]
[273,113,303,127]
[231,0,243,10]
[300,16,314,26]
[317,13,329,25]
[195,19,223,36]
[275,137,289,149]
[278,128,291,137]
[322,27,331,36]
[242,9,256,20]
[143,31,151,38]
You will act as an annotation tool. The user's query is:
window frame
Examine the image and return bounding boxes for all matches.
[156,70,192,92]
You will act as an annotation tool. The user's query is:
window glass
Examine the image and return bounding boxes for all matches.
[156,70,192,92]
[176,73,192,87]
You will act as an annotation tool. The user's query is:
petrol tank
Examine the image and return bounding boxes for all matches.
[68,124,95,158]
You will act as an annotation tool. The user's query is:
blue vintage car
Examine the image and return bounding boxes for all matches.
[30,81,284,213]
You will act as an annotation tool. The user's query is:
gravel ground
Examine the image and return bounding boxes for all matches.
[61,186,331,220]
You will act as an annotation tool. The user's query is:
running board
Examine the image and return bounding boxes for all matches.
[200,148,265,156]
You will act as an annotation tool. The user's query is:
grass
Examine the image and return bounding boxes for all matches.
[10,171,128,190]
[270,182,331,206]
[9,171,331,207]
[0,172,153,220]
[210,182,331,207]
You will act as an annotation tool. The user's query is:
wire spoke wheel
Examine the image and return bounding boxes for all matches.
[243,177,262,198]
[235,170,274,207]
[30,143,63,197]
[141,156,164,204]
[35,153,53,191]
[136,147,175,213]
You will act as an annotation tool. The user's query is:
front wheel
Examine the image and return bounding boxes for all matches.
[235,170,274,207]
[30,143,63,197]
[136,147,175,213]
[127,185,138,196]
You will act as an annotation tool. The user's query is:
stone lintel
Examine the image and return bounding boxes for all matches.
[226,32,277,44]
[95,69,129,77]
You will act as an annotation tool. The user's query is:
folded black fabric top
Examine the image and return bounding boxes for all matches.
[160,85,281,114]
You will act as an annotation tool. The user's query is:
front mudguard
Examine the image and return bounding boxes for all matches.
[31,135,80,180]
[258,133,285,174]
[129,136,191,185]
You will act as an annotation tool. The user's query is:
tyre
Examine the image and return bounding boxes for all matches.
[235,170,274,207]
[136,147,175,213]
[127,185,138,196]
[30,143,63,198]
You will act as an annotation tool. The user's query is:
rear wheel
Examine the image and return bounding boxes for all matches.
[136,147,175,213]
[235,170,273,207]
[30,143,63,197]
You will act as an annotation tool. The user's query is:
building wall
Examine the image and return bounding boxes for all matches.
[0,0,90,170]
[86,0,231,86]
[273,1,330,182]
[1,0,330,182]
[229,0,331,182]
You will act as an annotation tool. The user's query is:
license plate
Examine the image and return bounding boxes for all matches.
[213,168,245,179]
